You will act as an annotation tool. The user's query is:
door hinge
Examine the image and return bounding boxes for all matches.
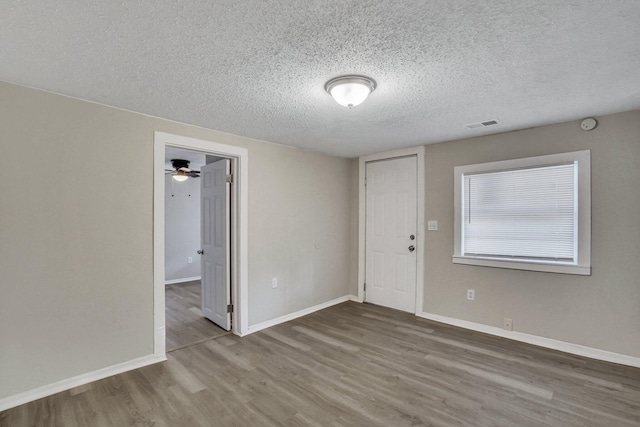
[226,174,233,183]
[227,304,234,313]
[364,282,366,291]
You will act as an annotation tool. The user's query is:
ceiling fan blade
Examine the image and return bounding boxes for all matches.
[188,172,200,177]
[178,167,192,172]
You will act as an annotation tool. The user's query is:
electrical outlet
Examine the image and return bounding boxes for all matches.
[427,220,438,231]
[503,318,513,331]
[272,277,278,288]
[466,289,475,300]
[188,257,193,264]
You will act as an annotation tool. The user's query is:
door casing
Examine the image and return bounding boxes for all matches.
[153,131,248,357]
[358,146,425,314]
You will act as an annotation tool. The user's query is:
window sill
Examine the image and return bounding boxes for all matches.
[452,256,591,276]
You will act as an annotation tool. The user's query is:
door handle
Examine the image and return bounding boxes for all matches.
[197,249,204,255]
[408,245,415,252]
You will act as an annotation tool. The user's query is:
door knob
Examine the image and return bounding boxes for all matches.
[197,249,204,255]
[408,245,415,252]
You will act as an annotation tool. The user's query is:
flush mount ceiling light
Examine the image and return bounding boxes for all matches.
[325,75,376,108]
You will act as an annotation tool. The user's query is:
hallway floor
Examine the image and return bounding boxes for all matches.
[165,280,229,352]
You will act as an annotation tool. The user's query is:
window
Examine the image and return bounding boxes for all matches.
[453,150,591,275]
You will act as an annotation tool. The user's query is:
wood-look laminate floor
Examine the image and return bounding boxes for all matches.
[165,280,229,351]
[2,302,640,426]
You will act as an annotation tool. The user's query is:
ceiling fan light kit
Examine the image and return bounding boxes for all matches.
[172,173,189,182]
[166,159,200,181]
[325,75,376,108]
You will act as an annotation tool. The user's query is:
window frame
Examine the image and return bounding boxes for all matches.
[453,150,591,275]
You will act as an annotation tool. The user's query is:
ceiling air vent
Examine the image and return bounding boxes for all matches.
[466,120,499,129]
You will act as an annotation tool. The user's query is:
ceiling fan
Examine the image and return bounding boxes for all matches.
[166,159,200,181]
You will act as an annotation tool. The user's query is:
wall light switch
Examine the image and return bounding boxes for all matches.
[188,257,193,264]
[272,278,278,288]
[427,220,438,231]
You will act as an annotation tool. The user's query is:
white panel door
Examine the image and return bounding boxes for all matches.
[365,157,417,313]
[200,159,231,330]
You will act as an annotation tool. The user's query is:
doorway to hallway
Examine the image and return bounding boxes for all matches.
[153,131,249,357]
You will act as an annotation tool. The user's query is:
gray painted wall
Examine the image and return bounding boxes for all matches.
[0,81,353,399]
[165,174,201,282]
[423,110,640,357]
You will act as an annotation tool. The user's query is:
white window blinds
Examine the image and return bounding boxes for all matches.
[462,163,577,262]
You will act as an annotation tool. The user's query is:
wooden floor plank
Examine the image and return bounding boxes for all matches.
[2,301,640,426]
[165,280,230,351]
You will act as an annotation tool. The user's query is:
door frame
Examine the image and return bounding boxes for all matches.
[153,131,249,357]
[358,146,425,315]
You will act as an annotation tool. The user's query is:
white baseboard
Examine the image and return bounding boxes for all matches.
[165,276,201,285]
[349,294,363,303]
[417,311,640,368]
[0,354,166,412]
[241,295,352,336]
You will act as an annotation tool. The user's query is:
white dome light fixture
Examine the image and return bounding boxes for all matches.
[325,75,376,108]
[172,171,189,182]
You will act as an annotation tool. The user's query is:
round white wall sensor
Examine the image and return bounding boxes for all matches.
[580,117,598,131]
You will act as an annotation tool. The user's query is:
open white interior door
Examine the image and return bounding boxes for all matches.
[200,159,231,330]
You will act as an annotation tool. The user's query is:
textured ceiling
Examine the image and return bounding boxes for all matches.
[1,1,639,158]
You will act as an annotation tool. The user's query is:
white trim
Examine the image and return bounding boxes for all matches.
[154,132,250,359]
[417,311,640,368]
[453,150,591,275]
[164,276,201,285]
[349,294,363,303]
[358,146,425,314]
[240,295,351,336]
[452,256,591,275]
[0,354,166,412]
